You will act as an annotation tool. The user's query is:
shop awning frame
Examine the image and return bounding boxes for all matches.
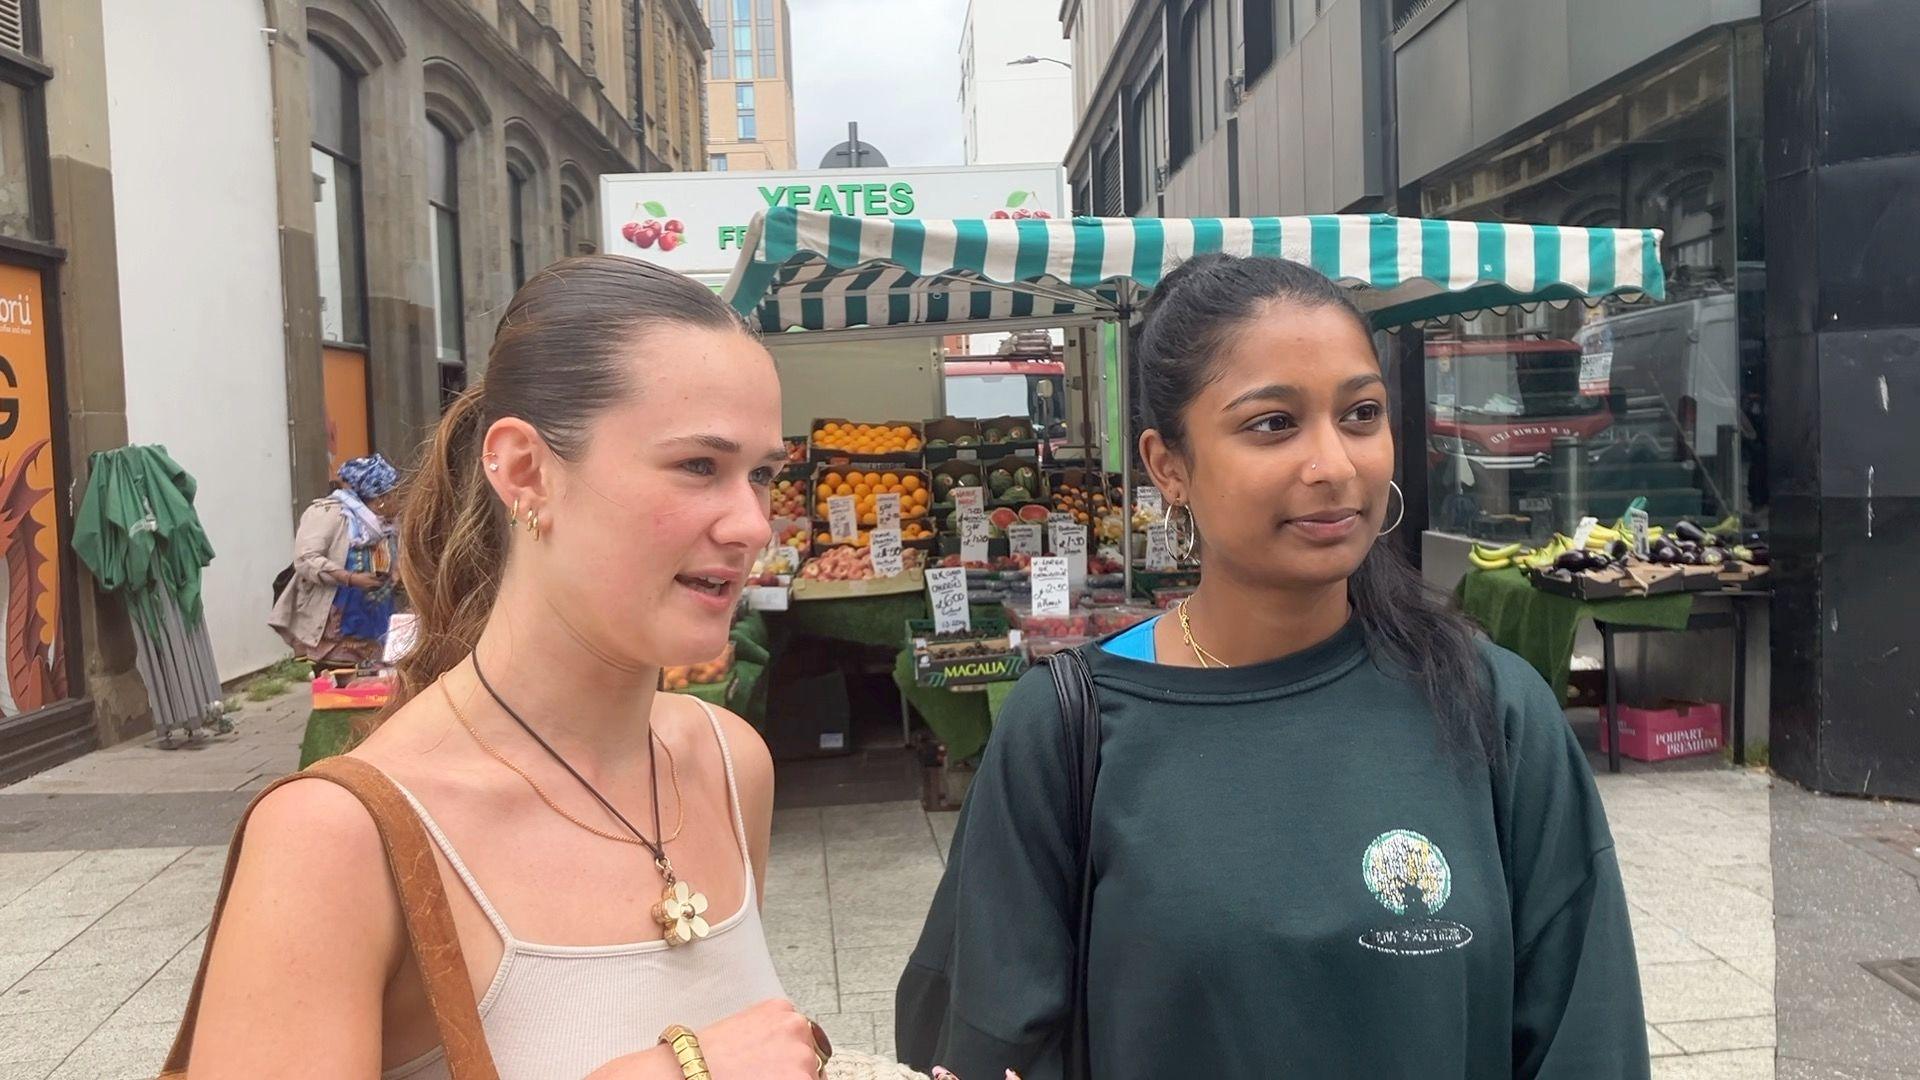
[721,207,1667,597]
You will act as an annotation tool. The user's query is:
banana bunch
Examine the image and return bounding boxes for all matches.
[1468,542,1524,570]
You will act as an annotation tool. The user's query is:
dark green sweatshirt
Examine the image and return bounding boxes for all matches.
[898,620,1649,1079]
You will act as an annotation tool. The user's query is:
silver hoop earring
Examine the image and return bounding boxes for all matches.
[1166,502,1199,561]
[1377,480,1406,538]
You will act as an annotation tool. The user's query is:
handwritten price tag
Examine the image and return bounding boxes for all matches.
[870,527,905,578]
[1007,523,1043,556]
[1047,512,1076,530]
[925,568,971,634]
[875,493,902,530]
[1628,508,1650,559]
[960,511,991,564]
[1049,522,1089,590]
[1145,522,1175,570]
[1030,557,1071,618]
[952,486,986,514]
[827,495,858,543]
[1135,486,1164,517]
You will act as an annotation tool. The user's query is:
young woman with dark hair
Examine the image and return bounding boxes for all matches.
[900,255,1648,1079]
[178,257,830,1079]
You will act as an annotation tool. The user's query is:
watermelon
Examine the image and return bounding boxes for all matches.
[988,468,1014,496]
[988,507,1018,530]
[1017,504,1051,523]
[1012,465,1038,492]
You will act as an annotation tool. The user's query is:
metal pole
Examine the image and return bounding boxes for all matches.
[1115,307,1134,603]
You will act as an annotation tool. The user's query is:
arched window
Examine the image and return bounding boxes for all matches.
[310,41,367,345]
[507,164,528,288]
[427,117,465,403]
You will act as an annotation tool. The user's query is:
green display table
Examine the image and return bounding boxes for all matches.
[1455,567,1694,701]
[300,709,360,768]
[889,648,1026,763]
[769,592,929,649]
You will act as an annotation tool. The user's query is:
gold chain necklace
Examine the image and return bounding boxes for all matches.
[439,680,686,845]
[1176,599,1231,668]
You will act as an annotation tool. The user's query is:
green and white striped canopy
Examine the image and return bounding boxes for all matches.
[722,207,1665,334]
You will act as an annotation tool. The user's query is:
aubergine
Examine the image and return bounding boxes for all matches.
[1747,547,1771,566]
[1609,539,1631,560]
[1673,520,1709,544]
[1555,551,1591,571]
[1677,550,1700,565]
[1649,547,1676,565]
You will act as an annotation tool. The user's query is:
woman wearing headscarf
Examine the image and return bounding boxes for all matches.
[270,454,402,664]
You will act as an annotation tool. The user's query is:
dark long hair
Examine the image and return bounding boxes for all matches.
[1137,254,1498,760]
[393,255,753,709]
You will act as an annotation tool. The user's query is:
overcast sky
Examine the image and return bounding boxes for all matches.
[790,0,969,168]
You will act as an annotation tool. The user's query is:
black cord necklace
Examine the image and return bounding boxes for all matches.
[469,656,715,947]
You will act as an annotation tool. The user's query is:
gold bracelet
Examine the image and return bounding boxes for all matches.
[658,1025,711,1080]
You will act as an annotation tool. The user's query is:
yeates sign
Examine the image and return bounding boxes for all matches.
[600,163,1066,276]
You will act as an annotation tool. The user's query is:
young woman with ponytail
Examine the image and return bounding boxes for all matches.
[177,257,829,1079]
[901,256,1648,1079]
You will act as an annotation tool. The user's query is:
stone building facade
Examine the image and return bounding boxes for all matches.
[6,0,707,778]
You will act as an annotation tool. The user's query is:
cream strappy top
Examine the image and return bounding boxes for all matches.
[382,700,786,1080]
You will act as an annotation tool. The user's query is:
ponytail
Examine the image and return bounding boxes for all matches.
[392,387,501,708]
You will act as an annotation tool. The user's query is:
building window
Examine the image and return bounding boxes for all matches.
[0,80,45,242]
[427,119,463,383]
[711,153,728,171]
[1126,67,1164,214]
[757,1,776,78]
[737,81,756,141]
[508,166,528,288]
[734,0,751,19]
[713,46,730,78]
[1245,0,1290,85]
[1181,0,1222,157]
[309,41,367,346]
[737,50,754,79]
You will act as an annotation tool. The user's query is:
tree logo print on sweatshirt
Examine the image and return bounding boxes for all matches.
[1357,829,1474,956]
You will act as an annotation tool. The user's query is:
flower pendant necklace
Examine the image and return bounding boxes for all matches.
[466,658,713,947]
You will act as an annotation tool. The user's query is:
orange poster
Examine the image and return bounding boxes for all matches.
[323,346,371,477]
[0,264,63,717]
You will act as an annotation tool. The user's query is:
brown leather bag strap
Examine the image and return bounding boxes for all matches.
[159,756,499,1079]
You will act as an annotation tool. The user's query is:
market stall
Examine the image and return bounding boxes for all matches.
[720,207,1669,778]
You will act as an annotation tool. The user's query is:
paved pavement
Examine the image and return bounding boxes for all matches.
[3,691,1918,1078]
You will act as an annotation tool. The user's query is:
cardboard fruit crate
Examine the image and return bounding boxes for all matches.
[906,616,1029,687]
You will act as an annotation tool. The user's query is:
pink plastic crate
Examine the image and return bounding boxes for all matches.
[1599,701,1724,762]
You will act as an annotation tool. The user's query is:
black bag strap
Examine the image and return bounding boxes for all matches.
[1046,648,1101,1080]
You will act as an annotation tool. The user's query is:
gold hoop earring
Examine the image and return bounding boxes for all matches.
[508,498,520,528]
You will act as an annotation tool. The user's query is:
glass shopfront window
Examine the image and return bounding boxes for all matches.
[1416,31,1764,543]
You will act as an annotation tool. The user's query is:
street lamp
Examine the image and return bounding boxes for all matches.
[1007,55,1072,69]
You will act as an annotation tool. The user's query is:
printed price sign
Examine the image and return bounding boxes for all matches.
[952,486,986,514]
[1007,523,1043,556]
[960,511,991,565]
[1145,522,1175,570]
[1628,508,1651,559]
[870,527,905,578]
[1050,522,1089,590]
[1030,557,1071,618]
[828,495,858,543]
[1135,486,1165,517]
[875,492,902,530]
[925,568,971,634]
